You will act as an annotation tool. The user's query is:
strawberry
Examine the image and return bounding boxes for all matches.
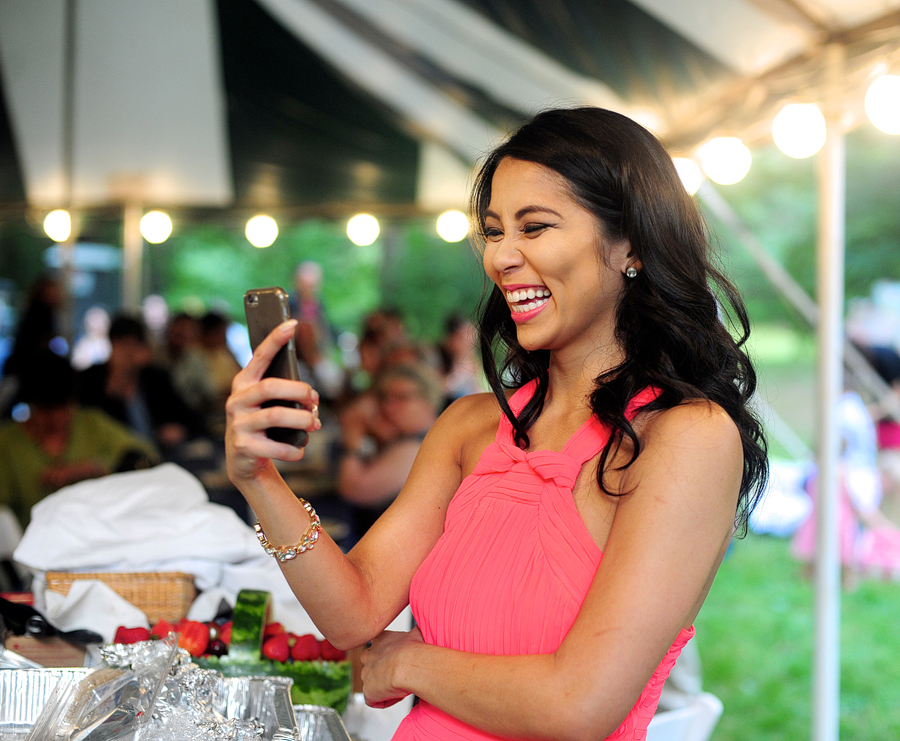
[177,620,210,657]
[291,633,321,662]
[150,619,175,639]
[219,620,232,645]
[263,622,285,638]
[319,638,346,661]
[262,632,291,662]
[114,626,150,644]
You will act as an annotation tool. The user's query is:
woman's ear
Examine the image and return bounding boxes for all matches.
[613,239,640,275]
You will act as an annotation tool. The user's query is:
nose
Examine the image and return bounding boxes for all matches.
[485,232,524,276]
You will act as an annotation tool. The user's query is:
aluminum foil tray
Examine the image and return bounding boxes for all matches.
[294,705,352,741]
[0,668,347,740]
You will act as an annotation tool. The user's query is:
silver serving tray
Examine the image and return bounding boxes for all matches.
[0,668,350,741]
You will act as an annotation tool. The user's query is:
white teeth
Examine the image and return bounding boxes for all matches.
[511,297,549,313]
[506,288,550,304]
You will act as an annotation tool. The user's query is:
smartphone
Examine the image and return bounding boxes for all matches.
[243,287,309,448]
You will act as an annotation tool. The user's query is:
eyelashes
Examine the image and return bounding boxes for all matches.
[481,223,553,241]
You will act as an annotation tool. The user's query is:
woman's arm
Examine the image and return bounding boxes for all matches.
[225,321,478,648]
[361,400,743,741]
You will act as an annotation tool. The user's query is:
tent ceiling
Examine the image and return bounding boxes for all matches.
[0,0,898,214]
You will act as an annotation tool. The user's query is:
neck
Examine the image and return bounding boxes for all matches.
[546,335,623,406]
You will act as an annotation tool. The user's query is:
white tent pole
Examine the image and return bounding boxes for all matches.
[812,42,846,741]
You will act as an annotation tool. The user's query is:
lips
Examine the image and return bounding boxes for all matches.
[504,285,551,322]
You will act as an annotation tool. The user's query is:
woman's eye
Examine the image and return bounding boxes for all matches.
[483,227,503,240]
[523,223,550,235]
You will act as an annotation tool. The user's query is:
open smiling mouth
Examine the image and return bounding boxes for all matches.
[506,288,551,314]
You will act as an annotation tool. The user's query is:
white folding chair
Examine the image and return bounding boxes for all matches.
[646,692,724,741]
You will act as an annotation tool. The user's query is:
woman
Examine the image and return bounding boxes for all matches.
[226,107,767,740]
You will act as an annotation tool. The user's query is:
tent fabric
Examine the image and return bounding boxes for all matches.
[0,0,899,211]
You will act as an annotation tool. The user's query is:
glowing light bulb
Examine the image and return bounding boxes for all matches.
[672,157,703,195]
[43,209,71,242]
[246,214,278,248]
[772,104,826,158]
[347,213,380,246]
[436,210,469,242]
[140,210,173,243]
[865,75,900,135]
[697,137,752,185]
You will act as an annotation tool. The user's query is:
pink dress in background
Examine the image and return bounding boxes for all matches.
[394,380,694,741]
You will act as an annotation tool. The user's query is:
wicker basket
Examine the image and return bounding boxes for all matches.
[44,571,196,624]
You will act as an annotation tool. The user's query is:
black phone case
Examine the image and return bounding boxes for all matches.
[244,287,309,448]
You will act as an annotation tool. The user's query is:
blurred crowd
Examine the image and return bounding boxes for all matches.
[782,283,900,585]
[0,264,486,556]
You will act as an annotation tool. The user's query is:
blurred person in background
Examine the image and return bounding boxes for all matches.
[77,314,206,452]
[293,318,344,405]
[336,362,443,543]
[198,311,242,435]
[1,276,65,417]
[71,306,112,371]
[161,312,214,416]
[792,386,900,585]
[338,309,414,449]
[438,313,485,407]
[0,349,158,528]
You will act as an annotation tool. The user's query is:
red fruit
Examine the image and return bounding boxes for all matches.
[114,626,151,644]
[219,621,232,645]
[150,620,175,639]
[319,638,346,661]
[262,632,291,662]
[263,622,285,638]
[291,633,320,662]
[177,620,210,657]
[206,638,228,657]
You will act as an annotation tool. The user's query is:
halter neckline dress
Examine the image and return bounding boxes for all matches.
[394,379,694,740]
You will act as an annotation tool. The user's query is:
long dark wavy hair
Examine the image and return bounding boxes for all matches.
[471,107,768,533]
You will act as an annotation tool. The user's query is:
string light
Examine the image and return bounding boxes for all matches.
[772,103,827,158]
[697,137,752,185]
[436,210,469,242]
[865,74,900,135]
[672,157,703,195]
[139,210,173,243]
[43,209,71,242]
[347,213,380,246]
[246,214,279,248]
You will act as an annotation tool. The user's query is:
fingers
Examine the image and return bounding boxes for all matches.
[234,376,320,410]
[236,319,297,387]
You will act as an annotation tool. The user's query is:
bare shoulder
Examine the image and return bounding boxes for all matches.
[435,391,503,436]
[639,398,741,452]
[429,391,504,474]
[625,399,743,511]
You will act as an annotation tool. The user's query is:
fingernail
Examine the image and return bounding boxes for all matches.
[280,319,298,332]
[314,417,322,430]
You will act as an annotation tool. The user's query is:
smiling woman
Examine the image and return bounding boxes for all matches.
[224,106,768,741]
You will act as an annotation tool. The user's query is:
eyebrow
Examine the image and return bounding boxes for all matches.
[484,205,564,221]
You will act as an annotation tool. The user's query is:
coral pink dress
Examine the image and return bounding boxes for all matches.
[394,380,694,741]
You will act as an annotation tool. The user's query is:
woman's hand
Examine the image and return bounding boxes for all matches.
[360,626,424,708]
[225,319,320,484]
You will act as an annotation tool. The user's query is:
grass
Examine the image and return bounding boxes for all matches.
[696,534,900,740]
